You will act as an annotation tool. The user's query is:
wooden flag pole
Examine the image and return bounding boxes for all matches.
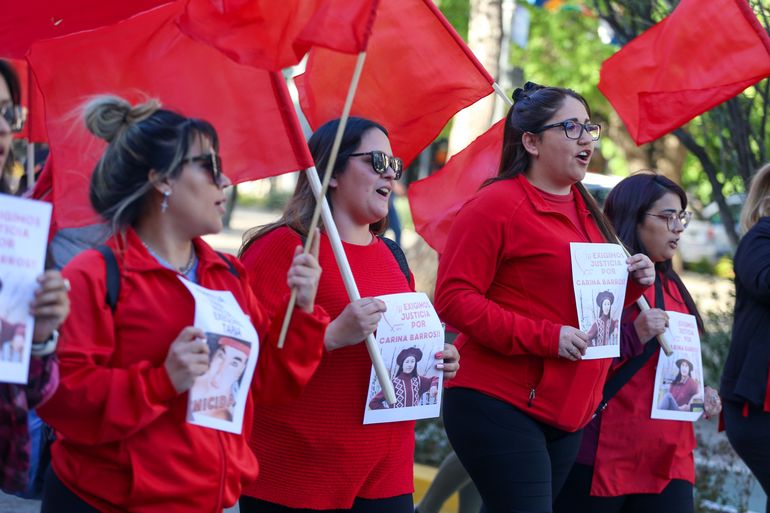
[277,51,367,349]
[304,166,397,405]
[492,82,673,356]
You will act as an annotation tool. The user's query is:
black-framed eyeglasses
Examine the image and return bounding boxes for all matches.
[182,153,224,185]
[531,120,601,141]
[0,102,24,133]
[349,150,403,180]
[645,210,692,231]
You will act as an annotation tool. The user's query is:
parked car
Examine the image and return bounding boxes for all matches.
[679,194,745,264]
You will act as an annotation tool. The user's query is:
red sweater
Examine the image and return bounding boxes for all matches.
[591,280,696,495]
[38,229,327,513]
[435,175,646,432]
[240,227,416,509]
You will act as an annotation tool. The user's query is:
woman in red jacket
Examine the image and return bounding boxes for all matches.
[238,117,459,513]
[434,82,654,513]
[554,172,721,513]
[37,95,328,513]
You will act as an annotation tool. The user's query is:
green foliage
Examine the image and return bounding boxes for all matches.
[414,417,452,466]
[436,0,470,40]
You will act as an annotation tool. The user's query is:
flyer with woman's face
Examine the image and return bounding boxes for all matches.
[363,292,444,425]
[179,278,259,434]
[570,243,628,360]
[651,311,704,422]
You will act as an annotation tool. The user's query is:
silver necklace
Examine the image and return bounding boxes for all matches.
[142,240,196,274]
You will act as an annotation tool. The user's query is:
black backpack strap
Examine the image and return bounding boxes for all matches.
[378,236,411,284]
[215,251,240,278]
[95,245,120,312]
[595,278,665,417]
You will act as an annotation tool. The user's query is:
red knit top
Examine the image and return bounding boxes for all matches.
[240,226,416,509]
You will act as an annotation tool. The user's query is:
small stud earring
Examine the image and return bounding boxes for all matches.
[161,190,171,213]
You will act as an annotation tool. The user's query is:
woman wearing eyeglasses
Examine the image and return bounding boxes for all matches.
[721,162,770,513]
[238,117,459,513]
[36,95,328,513]
[434,82,654,513]
[0,60,24,195]
[554,172,721,513]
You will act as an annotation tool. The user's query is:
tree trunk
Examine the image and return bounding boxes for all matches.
[446,0,503,157]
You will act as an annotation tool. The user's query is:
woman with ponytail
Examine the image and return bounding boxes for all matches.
[37,96,328,513]
[434,82,654,512]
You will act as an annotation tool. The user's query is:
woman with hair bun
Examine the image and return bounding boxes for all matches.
[37,95,328,513]
[434,82,655,512]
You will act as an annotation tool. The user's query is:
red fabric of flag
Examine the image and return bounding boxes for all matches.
[177,0,379,71]
[295,0,495,166]
[599,0,770,145]
[1,1,171,59]
[408,120,504,254]
[27,2,313,229]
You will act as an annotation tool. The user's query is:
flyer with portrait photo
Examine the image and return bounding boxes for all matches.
[570,242,628,360]
[651,311,705,422]
[179,277,259,434]
[363,292,444,425]
[0,196,52,385]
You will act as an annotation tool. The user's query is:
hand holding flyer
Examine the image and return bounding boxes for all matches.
[179,277,259,434]
[651,311,705,422]
[0,196,52,385]
[363,292,444,425]
[570,243,628,360]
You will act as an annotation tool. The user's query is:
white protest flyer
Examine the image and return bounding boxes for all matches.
[0,196,52,385]
[570,243,628,360]
[651,311,705,422]
[363,292,444,425]
[179,277,259,434]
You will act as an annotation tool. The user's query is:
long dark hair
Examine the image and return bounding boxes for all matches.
[603,171,704,331]
[485,81,617,242]
[240,117,389,256]
[0,60,21,195]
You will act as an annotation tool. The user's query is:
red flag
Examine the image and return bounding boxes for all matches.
[177,0,379,71]
[0,1,171,59]
[295,0,495,166]
[408,120,503,253]
[27,2,313,229]
[599,0,770,145]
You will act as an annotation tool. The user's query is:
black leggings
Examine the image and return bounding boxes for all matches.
[723,399,770,511]
[239,494,413,513]
[40,467,103,513]
[443,387,583,513]
[554,463,693,513]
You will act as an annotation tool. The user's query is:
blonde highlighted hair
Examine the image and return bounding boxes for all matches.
[740,163,770,233]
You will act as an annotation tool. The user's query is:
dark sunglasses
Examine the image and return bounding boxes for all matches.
[349,151,403,180]
[182,153,224,185]
[0,102,24,133]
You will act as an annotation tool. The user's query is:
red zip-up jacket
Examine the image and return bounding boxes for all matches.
[38,229,328,513]
[435,174,647,432]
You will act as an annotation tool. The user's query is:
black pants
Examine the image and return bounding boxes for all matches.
[443,387,583,513]
[239,494,413,513]
[40,467,102,513]
[554,463,693,513]
[723,399,770,511]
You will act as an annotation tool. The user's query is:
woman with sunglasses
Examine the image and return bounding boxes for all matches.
[238,117,459,513]
[0,59,70,498]
[37,95,328,513]
[721,162,770,513]
[434,82,654,513]
[554,172,721,513]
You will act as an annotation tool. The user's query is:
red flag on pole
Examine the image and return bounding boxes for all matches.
[0,1,171,59]
[27,2,313,228]
[295,0,495,166]
[408,120,503,254]
[599,0,770,145]
[177,0,379,71]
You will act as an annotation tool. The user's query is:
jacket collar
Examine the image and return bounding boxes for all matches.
[107,227,230,275]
